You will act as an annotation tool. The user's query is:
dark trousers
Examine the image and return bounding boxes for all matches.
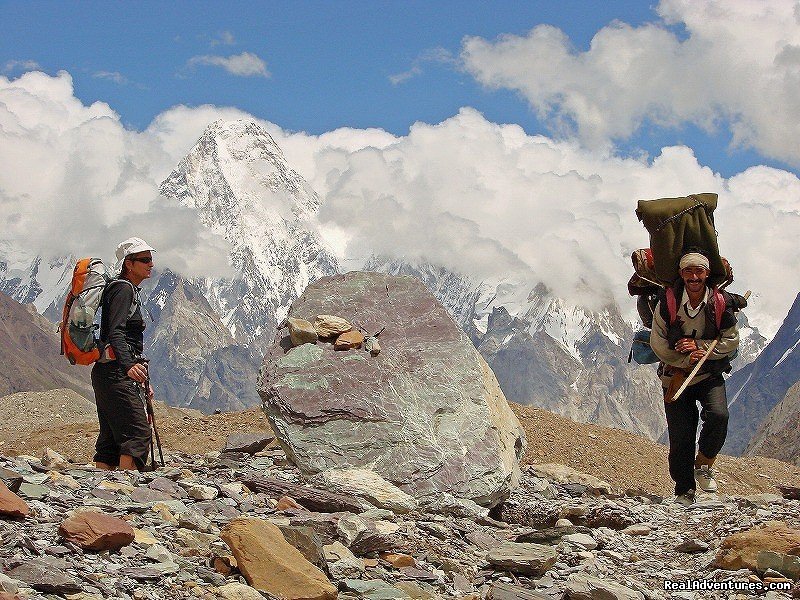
[663,375,729,495]
[92,363,151,471]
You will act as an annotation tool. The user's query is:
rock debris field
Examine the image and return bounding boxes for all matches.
[1,434,800,600]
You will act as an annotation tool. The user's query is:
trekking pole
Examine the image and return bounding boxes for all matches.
[147,383,165,468]
[139,359,165,468]
[672,290,751,401]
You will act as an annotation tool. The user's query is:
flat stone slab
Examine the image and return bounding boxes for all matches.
[486,541,557,576]
[564,573,645,600]
[5,559,82,595]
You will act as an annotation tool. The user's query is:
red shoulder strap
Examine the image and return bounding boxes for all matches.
[712,287,725,330]
[666,287,678,325]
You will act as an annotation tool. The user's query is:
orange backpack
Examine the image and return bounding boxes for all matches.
[60,258,137,365]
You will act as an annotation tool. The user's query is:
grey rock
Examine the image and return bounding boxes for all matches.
[130,487,175,503]
[341,578,412,599]
[312,468,417,513]
[418,492,488,518]
[0,467,22,493]
[486,581,550,599]
[564,573,645,600]
[563,533,598,550]
[758,550,800,580]
[5,559,82,594]
[177,510,214,533]
[222,431,275,455]
[259,272,526,507]
[0,573,19,594]
[17,482,48,500]
[674,539,710,553]
[486,541,557,576]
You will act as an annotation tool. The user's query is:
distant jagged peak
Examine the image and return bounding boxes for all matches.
[197,119,285,162]
[160,117,320,222]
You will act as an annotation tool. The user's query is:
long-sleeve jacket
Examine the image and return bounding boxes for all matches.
[99,279,145,374]
[650,286,739,387]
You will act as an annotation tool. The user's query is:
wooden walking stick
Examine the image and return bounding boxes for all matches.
[671,290,751,402]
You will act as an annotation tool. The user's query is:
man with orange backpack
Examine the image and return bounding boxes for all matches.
[91,237,155,471]
[650,249,740,506]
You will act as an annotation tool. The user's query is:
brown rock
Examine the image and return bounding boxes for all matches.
[58,510,135,551]
[715,521,800,571]
[380,552,415,568]
[288,318,319,347]
[276,495,305,511]
[334,330,365,351]
[213,555,237,576]
[0,593,23,600]
[221,518,337,600]
[313,315,352,338]
[0,481,29,519]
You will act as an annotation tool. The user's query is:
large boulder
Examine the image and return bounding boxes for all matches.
[258,272,526,507]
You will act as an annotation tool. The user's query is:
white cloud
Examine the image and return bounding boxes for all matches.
[265,108,799,337]
[461,0,800,166]
[2,71,798,338]
[0,71,233,278]
[93,70,128,85]
[187,51,269,78]
[3,60,41,73]
[389,47,458,85]
[211,31,236,46]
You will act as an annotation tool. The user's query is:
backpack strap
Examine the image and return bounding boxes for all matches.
[665,286,678,325]
[711,287,725,331]
[105,278,140,319]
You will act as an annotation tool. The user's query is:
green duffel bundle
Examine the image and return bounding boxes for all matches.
[636,193,727,286]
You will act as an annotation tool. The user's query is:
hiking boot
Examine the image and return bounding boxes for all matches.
[694,466,718,492]
[673,489,695,507]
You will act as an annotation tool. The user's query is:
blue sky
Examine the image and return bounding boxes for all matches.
[2,1,799,336]
[3,0,788,178]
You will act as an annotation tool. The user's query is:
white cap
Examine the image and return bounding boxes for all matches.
[115,237,156,262]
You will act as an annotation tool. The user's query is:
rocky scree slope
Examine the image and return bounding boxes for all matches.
[1,439,800,599]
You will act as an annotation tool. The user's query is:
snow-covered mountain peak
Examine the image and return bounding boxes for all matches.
[159,118,339,346]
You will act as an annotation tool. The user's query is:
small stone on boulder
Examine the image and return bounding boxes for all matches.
[313,315,352,338]
[528,463,613,496]
[41,448,71,471]
[334,329,365,350]
[288,317,318,346]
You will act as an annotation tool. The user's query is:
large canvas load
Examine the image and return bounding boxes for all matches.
[635,193,728,287]
[628,192,736,365]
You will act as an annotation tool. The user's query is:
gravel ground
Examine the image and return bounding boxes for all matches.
[2,389,798,497]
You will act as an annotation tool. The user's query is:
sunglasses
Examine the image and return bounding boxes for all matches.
[129,256,153,264]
